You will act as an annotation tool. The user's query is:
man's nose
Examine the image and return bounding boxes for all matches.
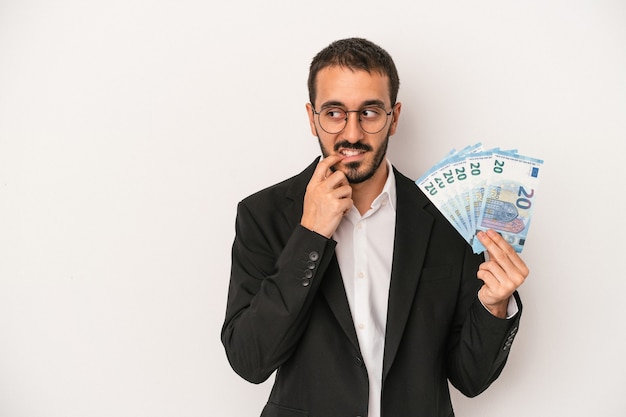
[342,111,364,143]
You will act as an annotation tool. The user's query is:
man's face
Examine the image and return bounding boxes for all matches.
[306,66,401,184]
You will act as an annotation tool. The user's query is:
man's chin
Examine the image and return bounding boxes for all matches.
[342,164,376,184]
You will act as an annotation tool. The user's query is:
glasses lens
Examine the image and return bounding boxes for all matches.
[317,107,389,134]
[318,108,346,134]
[359,108,388,134]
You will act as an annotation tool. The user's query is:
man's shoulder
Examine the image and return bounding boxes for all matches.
[391,165,450,219]
[391,165,415,189]
[392,165,427,202]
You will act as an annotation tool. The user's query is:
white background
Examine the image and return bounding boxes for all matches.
[1,1,625,416]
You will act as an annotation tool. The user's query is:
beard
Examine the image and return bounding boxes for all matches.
[318,133,390,184]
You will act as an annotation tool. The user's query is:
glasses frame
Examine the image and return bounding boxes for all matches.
[312,105,393,135]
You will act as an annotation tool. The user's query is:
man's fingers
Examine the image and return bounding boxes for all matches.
[331,182,352,200]
[477,230,528,275]
[301,155,353,238]
[312,155,343,183]
[477,229,529,288]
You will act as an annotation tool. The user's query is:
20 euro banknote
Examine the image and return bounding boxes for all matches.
[471,151,543,253]
[417,144,543,254]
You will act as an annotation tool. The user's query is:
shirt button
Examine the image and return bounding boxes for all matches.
[308,251,319,261]
[357,271,365,279]
[357,323,365,330]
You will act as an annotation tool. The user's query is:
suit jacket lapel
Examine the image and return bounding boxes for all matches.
[320,258,360,351]
[383,169,434,381]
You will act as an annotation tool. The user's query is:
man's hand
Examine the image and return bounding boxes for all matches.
[476,229,529,318]
[301,155,353,238]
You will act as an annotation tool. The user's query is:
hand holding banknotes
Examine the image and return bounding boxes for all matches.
[417,142,541,317]
[476,229,529,318]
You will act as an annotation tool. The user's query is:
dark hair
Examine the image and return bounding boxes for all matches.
[307,38,400,107]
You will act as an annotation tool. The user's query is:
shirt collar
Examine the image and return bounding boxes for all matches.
[370,159,396,213]
[341,159,397,225]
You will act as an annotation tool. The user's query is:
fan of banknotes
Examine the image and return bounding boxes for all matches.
[416,143,543,254]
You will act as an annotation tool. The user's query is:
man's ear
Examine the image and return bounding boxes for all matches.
[389,102,402,136]
[305,103,318,136]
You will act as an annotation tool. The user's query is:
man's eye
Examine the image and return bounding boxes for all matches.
[325,109,346,119]
[361,108,382,119]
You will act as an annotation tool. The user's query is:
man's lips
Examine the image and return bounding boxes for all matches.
[336,148,367,164]
[339,148,366,157]
[334,141,371,162]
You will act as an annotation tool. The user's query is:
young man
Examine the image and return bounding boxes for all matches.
[222,38,528,417]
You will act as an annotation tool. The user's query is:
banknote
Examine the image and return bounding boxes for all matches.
[416,144,543,253]
[416,145,482,241]
[471,151,543,253]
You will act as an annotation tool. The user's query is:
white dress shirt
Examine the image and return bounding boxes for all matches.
[333,160,396,417]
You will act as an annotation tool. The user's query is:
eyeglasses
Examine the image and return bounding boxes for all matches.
[312,105,392,134]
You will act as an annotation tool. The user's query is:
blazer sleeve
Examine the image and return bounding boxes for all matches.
[221,199,337,384]
[446,243,523,397]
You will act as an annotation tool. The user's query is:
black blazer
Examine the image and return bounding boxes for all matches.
[222,158,521,417]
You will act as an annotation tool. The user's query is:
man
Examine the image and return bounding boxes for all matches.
[221,38,527,417]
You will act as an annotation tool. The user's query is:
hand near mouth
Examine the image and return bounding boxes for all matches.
[301,155,354,238]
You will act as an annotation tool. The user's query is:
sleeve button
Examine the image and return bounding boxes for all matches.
[308,251,319,261]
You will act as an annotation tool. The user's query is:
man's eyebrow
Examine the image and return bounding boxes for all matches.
[319,100,346,109]
[319,99,387,109]
[361,99,387,108]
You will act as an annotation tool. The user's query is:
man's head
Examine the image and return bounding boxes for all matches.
[306,38,402,185]
[307,38,400,108]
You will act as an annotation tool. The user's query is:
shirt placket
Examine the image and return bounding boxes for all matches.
[353,218,371,353]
